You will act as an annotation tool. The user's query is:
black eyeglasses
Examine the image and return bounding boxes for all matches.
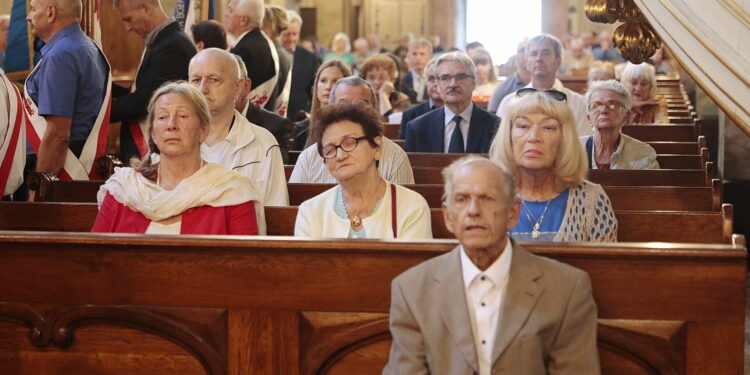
[437,74,475,83]
[516,88,567,102]
[321,136,369,159]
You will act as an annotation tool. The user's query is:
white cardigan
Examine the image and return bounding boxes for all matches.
[294,182,433,239]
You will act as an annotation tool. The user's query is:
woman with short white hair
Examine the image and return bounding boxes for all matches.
[581,80,659,170]
[490,89,617,242]
[620,62,664,124]
[324,32,356,66]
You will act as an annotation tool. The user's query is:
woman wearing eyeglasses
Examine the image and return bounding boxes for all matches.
[580,80,659,170]
[294,102,432,239]
[489,88,617,242]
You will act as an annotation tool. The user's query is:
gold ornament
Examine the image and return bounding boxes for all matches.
[585,0,622,24]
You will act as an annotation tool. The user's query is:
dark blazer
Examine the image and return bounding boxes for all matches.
[111,21,196,162]
[401,70,427,104]
[404,104,499,153]
[287,46,321,120]
[398,101,439,139]
[230,28,276,92]
[264,42,291,113]
[293,118,310,151]
[245,104,294,164]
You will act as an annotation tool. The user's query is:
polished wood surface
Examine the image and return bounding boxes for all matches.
[0,233,745,374]
[0,202,734,243]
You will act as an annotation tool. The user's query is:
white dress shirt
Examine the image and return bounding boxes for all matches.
[496,79,591,137]
[289,137,415,184]
[460,239,513,375]
[411,70,427,102]
[200,111,289,206]
[443,103,474,153]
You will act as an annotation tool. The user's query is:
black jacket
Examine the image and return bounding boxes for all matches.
[245,104,293,164]
[230,28,276,92]
[287,46,321,120]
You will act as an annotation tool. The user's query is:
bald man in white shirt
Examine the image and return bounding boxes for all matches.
[189,48,288,206]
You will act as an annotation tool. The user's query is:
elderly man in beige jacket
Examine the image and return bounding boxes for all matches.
[383,156,600,375]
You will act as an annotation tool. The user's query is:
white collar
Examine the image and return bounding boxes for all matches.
[460,238,513,288]
[443,102,474,125]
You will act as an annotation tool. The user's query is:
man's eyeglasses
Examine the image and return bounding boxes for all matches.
[516,88,567,102]
[588,101,625,112]
[321,136,369,159]
[437,74,474,83]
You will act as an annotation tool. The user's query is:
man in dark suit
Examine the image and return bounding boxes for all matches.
[280,10,321,121]
[405,51,499,153]
[111,0,197,163]
[401,38,433,103]
[233,55,293,163]
[398,58,443,139]
[226,0,276,109]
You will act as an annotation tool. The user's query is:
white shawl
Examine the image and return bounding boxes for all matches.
[97,163,266,233]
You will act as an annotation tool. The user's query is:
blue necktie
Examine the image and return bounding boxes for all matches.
[448,116,464,153]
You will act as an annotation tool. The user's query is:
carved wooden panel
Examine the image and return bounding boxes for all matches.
[0,303,227,375]
[298,312,688,375]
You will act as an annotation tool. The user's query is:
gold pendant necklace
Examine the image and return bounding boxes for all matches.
[350,212,362,228]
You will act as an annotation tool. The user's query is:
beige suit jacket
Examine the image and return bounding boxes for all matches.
[383,242,600,375]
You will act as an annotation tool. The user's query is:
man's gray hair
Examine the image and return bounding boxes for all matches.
[528,33,563,58]
[235,0,265,25]
[584,79,633,111]
[329,76,377,106]
[233,53,248,80]
[434,51,475,75]
[442,156,516,208]
[409,37,433,53]
[286,9,302,25]
[422,57,439,79]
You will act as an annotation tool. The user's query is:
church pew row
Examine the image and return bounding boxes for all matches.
[31,178,722,212]
[0,233,744,374]
[289,147,707,169]
[282,164,717,186]
[407,163,717,186]
[0,202,735,244]
[383,123,699,142]
[284,182,721,211]
[292,136,707,162]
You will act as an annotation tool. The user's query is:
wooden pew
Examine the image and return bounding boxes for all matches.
[0,202,734,243]
[32,173,722,211]
[285,183,721,211]
[385,123,699,142]
[289,138,706,164]
[410,163,716,186]
[284,164,716,186]
[0,232,744,374]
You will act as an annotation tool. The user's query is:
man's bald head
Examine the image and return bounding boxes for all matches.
[190,48,240,83]
[188,48,242,117]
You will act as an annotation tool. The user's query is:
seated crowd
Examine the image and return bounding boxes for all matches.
[0,0,689,372]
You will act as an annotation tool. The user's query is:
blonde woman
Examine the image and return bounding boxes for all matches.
[489,89,617,241]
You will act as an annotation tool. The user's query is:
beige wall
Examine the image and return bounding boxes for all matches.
[0,3,10,15]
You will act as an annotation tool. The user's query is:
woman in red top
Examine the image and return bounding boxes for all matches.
[92,82,263,235]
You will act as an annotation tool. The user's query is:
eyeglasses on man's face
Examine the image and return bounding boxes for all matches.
[437,73,474,84]
[588,101,625,112]
[321,135,369,159]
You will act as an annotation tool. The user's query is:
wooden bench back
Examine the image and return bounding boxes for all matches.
[0,232,744,374]
[0,202,733,243]
[32,179,721,212]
